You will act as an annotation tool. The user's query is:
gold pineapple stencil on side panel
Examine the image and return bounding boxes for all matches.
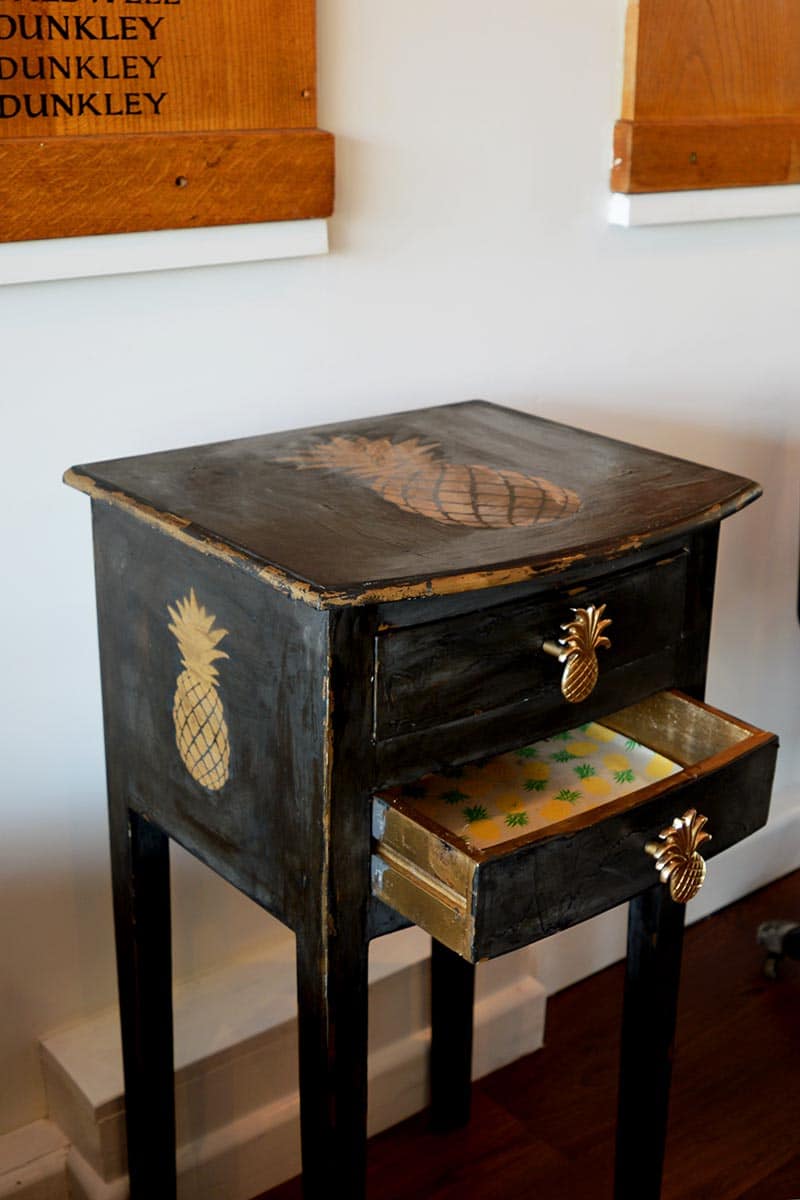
[282,437,581,529]
[167,589,230,791]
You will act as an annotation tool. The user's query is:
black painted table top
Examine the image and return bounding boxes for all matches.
[65,400,759,606]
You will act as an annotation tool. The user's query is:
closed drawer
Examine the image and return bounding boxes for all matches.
[371,691,777,962]
[373,549,691,743]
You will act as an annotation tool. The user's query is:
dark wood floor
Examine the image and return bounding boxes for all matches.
[259,870,800,1200]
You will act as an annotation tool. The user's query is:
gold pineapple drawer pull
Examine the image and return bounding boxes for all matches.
[646,809,712,903]
[542,603,612,704]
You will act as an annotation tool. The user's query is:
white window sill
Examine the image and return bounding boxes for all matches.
[0,218,328,286]
[609,185,800,227]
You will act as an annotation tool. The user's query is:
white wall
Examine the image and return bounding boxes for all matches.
[2,0,799,1135]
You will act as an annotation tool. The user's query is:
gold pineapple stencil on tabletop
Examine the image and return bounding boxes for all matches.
[281,436,581,529]
[167,589,230,792]
[646,809,712,903]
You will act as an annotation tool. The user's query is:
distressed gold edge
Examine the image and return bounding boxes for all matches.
[376,844,469,914]
[376,803,477,894]
[64,469,762,609]
[64,468,328,608]
[372,855,475,961]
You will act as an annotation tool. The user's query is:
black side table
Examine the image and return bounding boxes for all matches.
[66,400,777,1199]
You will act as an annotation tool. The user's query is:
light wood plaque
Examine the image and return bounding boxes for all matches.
[613,0,800,193]
[0,0,333,241]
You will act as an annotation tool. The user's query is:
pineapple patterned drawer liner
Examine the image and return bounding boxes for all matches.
[371,691,778,961]
[377,722,681,852]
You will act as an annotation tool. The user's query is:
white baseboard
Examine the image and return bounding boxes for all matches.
[609,184,800,226]
[0,219,329,286]
[37,928,545,1199]
[66,974,545,1200]
[0,1121,67,1200]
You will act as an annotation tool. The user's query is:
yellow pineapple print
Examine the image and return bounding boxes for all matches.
[526,761,550,781]
[646,753,678,781]
[540,799,577,823]
[167,589,230,792]
[582,722,617,743]
[461,803,502,846]
[567,740,599,757]
[582,775,612,797]
[604,752,631,773]
[281,436,580,529]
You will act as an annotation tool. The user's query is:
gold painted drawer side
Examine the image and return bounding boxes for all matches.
[373,798,476,892]
[370,854,474,961]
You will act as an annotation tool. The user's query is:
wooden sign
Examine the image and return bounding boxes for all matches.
[613,0,800,193]
[0,0,334,241]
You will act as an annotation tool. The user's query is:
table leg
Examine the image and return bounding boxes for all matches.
[296,918,370,1199]
[615,885,686,1200]
[109,806,177,1198]
[430,939,475,1131]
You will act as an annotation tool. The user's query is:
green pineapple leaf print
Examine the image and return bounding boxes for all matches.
[575,762,597,779]
[555,788,581,804]
[524,777,547,792]
[464,804,489,823]
[442,788,470,805]
[614,768,635,784]
[515,746,538,759]
[552,731,573,741]
[506,811,529,828]
[551,748,573,763]
[401,781,426,799]
[624,738,640,751]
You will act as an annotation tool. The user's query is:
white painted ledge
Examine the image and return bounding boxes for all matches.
[38,927,545,1199]
[0,1120,67,1200]
[609,184,800,227]
[0,218,328,286]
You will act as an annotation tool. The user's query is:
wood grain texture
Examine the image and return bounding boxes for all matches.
[0,128,334,241]
[374,550,689,741]
[66,401,760,605]
[613,117,800,193]
[294,607,378,1200]
[0,0,317,138]
[91,500,332,932]
[631,0,800,122]
[614,0,800,192]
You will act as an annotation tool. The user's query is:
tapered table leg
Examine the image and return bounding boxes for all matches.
[615,885,686,1200]
[430,939,475,1132]
[109,806,177,1198]
[296,915,370,1199]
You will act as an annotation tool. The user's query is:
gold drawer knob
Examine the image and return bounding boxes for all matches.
[646,809,712,903]
[542,603,612,704]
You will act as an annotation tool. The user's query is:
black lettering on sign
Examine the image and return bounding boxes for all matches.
[0,15,164,39]
[0,0,171,121]
[0,90,169,117]
[0,54,164,80]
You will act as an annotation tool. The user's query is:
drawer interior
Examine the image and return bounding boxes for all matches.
[371,690,777,960]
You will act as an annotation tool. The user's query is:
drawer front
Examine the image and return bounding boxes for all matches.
[371,692,777,962]
[374,550,690,743]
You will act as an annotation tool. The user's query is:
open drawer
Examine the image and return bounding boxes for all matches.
[371,691,778,962]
